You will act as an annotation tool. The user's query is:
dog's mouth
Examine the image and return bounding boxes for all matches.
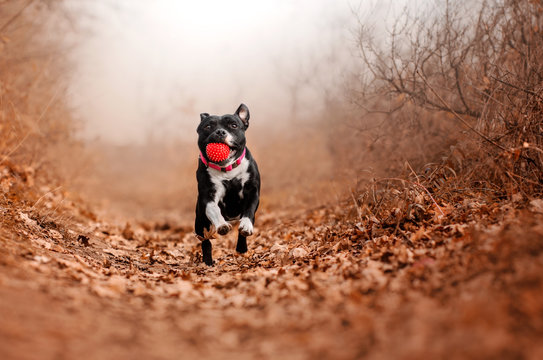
[202,131,245,164]
[204,141,246,164]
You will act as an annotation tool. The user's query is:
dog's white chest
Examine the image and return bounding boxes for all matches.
[207,158,250,203]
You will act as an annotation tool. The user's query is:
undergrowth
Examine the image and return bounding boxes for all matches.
[333,0,542,215]
[0,1,76,204]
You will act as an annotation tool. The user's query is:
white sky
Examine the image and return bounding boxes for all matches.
[67,0,416,144]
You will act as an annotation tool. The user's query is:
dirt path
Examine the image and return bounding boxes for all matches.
[1,189,543,360]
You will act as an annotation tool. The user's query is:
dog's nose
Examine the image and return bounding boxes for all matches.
[215,129,227,137]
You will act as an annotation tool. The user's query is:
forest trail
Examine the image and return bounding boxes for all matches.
[2,1,543,359]
[1,164,542,359]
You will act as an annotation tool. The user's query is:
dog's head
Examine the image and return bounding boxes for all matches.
[197,104,250,164]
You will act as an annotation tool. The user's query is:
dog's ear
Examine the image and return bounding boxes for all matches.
[200,113,209,122]
[235,104,250,129]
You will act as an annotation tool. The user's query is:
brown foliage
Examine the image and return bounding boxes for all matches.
[1,172,543,359]
[0,1,76,187]
[347,0,543,197]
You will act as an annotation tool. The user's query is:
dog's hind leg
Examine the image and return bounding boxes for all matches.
[236,233,247,254]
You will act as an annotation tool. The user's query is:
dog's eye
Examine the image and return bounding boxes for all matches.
[230,123,238,129]
[204,124,212,130]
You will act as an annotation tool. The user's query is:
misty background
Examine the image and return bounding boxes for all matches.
[66,0,420,145]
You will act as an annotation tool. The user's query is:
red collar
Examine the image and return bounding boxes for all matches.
[199,148,246,172]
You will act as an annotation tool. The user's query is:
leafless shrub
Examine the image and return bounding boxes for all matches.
[348,0,543,198]
[0,1,78,187]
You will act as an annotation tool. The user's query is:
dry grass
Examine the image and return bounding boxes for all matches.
[0,0,86,256]
[338,0,542,202]
[0,1,77,190]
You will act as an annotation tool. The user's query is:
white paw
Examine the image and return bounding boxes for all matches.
[239,217,254,237]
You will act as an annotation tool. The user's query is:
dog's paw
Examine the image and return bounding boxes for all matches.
[217,222,232,236]
[239,217,254,237]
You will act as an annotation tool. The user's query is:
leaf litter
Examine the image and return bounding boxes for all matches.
[1,161,543,359]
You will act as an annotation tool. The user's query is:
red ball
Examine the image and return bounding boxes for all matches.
[206,143,230,162]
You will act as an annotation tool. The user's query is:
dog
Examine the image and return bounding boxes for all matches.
[195,104,261,266]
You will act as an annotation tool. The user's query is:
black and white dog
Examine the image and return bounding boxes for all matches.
[195,104,260,266]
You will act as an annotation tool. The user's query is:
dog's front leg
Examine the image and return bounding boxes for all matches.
[238,185,260,237]
[236,192,259,254]
[205,202,232,235]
